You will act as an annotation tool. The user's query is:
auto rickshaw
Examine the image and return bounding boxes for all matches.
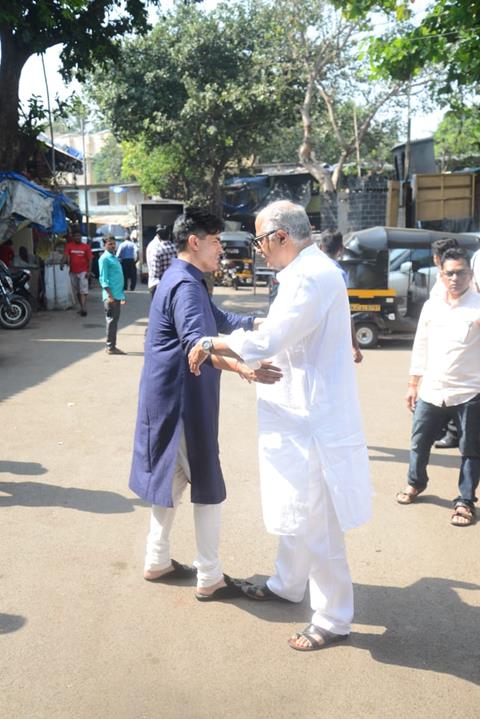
[218,231,254,288]
[340,226,480,349]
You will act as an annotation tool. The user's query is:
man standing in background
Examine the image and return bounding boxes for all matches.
[396,248,480,527]
[62,227,92,317]
[318,229,363,363]
[99,235,126,355]
[146,224,177,298]
[116,233,138,291]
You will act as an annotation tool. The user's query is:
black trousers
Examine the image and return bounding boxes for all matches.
[121,259,137,290]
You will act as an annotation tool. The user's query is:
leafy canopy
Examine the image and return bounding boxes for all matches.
[338,1,480,96]
[89,1,297,204]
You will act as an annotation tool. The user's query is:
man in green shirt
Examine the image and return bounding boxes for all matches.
[99,235,126,355]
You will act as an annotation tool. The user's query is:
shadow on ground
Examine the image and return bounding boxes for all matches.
[369,445,460,469]
[0,461,48,475]
[0,613,27,635]
[233,575,480,685]
[0,479,146,513]
[0,289,150,403]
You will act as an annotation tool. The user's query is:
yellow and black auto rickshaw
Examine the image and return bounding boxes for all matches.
[216,231,254,289]
[340,226,480,349]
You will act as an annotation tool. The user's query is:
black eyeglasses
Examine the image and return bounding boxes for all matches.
[442,269,470,278]
[251,229,278,250]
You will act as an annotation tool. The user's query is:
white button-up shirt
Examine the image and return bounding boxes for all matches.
[411,288,480,406]
[226,243,371,534]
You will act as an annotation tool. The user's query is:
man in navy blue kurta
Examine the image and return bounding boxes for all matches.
[129,207,260,600]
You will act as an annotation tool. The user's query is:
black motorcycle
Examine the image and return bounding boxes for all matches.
[10,266,36,309]
[0,260,32,329]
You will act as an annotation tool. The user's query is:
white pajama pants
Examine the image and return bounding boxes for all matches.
[267,465,353,635]
[144,430,224,588]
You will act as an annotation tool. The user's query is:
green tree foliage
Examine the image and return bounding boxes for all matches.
[339,1,480,98]
[0,0,165,171]
[254,0,405,188]
[121,140,190,199]
[88,1,296,210]
[91,135,125,184]
[434,106,480,170]
[258,107,401,170]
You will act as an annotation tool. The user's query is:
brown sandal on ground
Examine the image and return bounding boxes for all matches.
[451,502,475,527]
[396,486,423,505]
[287,624,349,652]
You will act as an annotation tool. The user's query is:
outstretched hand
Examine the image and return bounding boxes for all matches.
[237,360,283,384]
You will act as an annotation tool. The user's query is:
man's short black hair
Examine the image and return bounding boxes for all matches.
[440,247,470,268]
[318,229,343,258]
[156,225,170,241]
[432,237,459,257]
[173,206,224,252]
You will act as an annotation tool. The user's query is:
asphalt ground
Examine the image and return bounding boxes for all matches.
[1,284,479,718]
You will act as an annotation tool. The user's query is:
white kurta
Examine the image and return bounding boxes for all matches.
[227,243,372,535]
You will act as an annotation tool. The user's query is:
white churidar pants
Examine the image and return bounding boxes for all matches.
[144,428,224,588]
[266,456,353,635]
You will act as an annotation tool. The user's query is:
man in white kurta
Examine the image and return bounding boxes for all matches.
[189,201,371,651]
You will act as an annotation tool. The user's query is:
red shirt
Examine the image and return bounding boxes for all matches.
[0,245,14,267]
[65,242,92,274]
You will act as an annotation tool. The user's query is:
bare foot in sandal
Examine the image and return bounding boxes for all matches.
[288,624,349,652]
[396,486,422,504]
[451,503,475,527]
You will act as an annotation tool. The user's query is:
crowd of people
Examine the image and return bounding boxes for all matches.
[5,201,480,652]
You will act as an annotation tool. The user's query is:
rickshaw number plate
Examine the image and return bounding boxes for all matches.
[350,303,381,312]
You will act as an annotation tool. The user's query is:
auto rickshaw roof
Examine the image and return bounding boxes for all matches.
[344,226,480,252]
[220,231,254,245]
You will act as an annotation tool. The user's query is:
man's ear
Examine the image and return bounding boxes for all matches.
[187,233,199,251]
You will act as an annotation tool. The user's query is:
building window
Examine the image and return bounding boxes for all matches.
[96,190,110,206]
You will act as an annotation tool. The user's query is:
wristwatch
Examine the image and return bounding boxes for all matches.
[201,337,214,353]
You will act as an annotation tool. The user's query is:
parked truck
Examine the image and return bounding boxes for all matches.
[137,200,185,283]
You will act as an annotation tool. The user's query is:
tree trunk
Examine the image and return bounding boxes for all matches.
[298,71,334,193]
[209,167,224,218]
[0,27,30,172]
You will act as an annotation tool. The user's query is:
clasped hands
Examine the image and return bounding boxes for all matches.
[188,340,283,385]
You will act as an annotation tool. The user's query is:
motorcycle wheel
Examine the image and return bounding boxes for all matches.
[0,296,32,329]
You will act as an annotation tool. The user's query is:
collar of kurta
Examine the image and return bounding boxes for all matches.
[444,286,477,308]
[170,257,204,281]
[276,241,317,282]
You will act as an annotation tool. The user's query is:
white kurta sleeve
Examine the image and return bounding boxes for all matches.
[227,270,337,365]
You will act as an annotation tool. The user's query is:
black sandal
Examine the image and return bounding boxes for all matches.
[241,582,291,602]
[195,574,249,602]
[288,624,349,652]
[144,558,196,582]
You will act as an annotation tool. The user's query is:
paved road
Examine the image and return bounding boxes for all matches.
[1,286,479,718]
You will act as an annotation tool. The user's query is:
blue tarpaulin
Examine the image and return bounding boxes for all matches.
[0,171,80,236]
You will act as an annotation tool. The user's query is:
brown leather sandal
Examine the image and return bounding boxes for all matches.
[396,486,423,505]
[451,502,475,527]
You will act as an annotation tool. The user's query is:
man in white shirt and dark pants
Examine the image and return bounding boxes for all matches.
[189,200,372,651]
[397,248,480,527]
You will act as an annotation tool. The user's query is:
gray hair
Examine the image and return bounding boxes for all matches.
[257,201,311,246]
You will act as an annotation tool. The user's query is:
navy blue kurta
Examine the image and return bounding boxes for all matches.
[129,259,254,506]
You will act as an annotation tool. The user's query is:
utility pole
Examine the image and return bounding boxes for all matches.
[41,53,56,177]
[81,114,90,238]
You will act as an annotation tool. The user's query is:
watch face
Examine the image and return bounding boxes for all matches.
[202,339,212,352]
